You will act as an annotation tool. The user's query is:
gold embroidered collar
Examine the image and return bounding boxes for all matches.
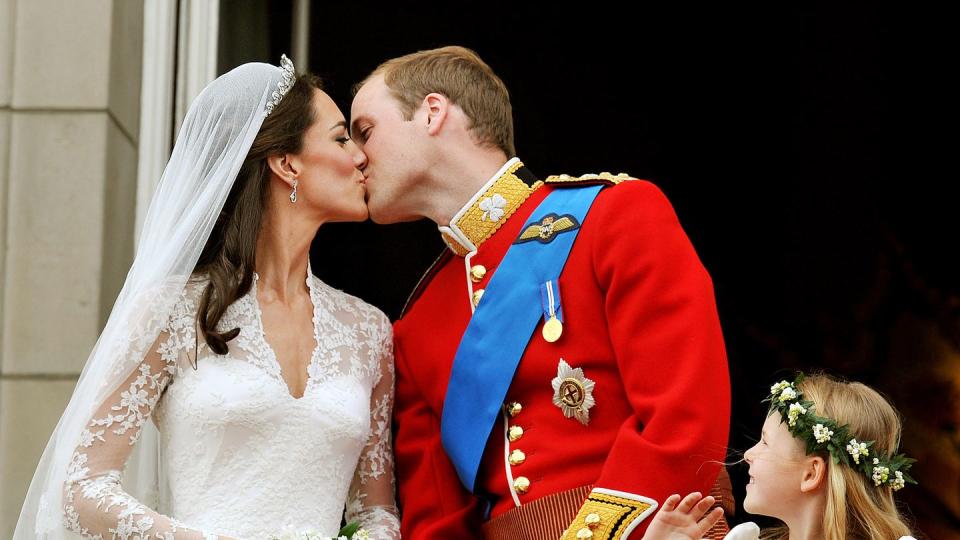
[439,158,540,256]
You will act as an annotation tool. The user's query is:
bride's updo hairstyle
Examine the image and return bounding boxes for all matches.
[192,72,323,356]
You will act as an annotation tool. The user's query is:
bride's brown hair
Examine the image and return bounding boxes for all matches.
[191,73,323,355]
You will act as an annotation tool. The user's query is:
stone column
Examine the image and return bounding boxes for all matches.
[0,0,143,533]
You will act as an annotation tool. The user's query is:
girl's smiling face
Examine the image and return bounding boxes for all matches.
[743,412,811,518]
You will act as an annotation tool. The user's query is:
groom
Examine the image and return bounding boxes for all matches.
[351,46,732,540]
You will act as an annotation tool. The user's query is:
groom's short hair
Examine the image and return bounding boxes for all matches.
[355,46,515,157]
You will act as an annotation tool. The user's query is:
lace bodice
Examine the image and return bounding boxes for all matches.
[63,268,400,539]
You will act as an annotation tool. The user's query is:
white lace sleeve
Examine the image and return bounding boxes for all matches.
[345,315,401,539]
[62,295,226,540]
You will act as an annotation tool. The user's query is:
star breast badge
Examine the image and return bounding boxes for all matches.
[551,359,596,426]
[515,213,581,245]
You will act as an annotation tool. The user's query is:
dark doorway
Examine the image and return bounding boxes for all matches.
[220,3,955,536]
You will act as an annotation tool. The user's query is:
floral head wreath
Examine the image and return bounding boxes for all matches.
[764,373,916,491]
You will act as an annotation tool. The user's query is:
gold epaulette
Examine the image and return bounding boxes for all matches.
[544,172,636,186]
[561,489,657,540]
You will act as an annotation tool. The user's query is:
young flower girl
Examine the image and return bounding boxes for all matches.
[643,372,917,540]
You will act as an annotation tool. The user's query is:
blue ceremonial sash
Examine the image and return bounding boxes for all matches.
[440,184,605,492]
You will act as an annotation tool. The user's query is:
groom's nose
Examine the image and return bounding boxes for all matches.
[350,141,368,171]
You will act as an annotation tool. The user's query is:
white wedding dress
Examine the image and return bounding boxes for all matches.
[62,264,400,539]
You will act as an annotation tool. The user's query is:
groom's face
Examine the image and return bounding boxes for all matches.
[350,75,424,224]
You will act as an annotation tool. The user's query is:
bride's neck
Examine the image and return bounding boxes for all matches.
[254,200,317,303]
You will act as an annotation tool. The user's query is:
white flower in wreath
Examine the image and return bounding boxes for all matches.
[551,358,596,426]
[787,402,807,427]
[846,438,870,464]
[778,386,798,403]
[872,461,891,486]
[479,194,507,221]
[813,423,834,443]
[770,380,791,396]
[892,470,906,491]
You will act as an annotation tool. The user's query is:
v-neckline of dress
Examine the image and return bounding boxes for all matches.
[250,260,322,400]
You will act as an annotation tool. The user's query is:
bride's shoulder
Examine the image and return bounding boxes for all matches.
[310,275,391,332]
[165,274,208,311]
[181,274,209,298]
[127,274,204,309]
[129,274,211,328]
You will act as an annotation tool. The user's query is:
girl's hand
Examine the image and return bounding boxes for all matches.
[642,492,724,540]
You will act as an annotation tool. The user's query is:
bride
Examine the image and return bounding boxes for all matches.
[14,56,400,539]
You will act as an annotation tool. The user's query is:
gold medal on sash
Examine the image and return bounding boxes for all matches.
[542,315,563,343]
[541,279,564,343]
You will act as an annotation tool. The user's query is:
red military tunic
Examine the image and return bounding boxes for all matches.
[393,159,731,539]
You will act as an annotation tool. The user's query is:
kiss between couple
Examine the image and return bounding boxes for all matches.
[15,46,731,540]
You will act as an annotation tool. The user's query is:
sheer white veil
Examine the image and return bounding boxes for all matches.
[14,57,294,538]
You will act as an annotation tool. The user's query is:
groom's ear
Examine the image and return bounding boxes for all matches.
[422,92,449,136]
[266,153,300,186]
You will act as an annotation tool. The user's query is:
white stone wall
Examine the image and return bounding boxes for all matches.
[0,0,143,534]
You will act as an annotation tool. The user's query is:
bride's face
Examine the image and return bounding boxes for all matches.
[289,90,369,222]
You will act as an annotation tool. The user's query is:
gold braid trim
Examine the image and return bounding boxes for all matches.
[440,161,539,256]
[561,490,656,540]
[544,172,635,186]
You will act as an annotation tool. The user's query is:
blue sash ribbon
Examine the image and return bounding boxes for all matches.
[440,185,605,491]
